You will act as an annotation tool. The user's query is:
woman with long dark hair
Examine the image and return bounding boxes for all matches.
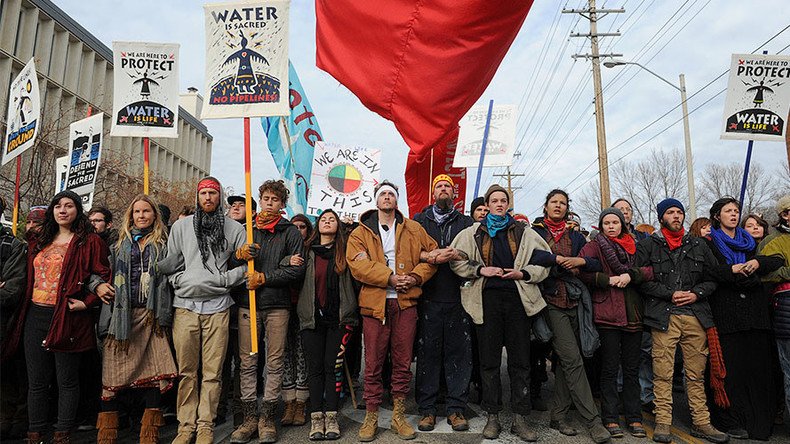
[704,197,782,440]
[95,194,178,444]
[3,190,111,444]
[297,210,358,440]
[741,213,770,245]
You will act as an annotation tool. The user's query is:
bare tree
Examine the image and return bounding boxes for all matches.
[697,162,777,216]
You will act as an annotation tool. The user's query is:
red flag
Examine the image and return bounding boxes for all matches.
[405,127,467,217]
[316,0,534,158]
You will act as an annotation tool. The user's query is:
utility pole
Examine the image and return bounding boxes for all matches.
[564,0,623,209]
[679,74,697,221]
[494,166,524,209]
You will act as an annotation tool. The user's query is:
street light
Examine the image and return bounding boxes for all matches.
[604,60,697,221]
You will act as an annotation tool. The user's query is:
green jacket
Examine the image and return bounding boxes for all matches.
[297,248,358,331]
[758,229,790,284]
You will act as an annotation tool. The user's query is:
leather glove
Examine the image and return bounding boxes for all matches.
[235,243,260,261]
[247,270,266,290]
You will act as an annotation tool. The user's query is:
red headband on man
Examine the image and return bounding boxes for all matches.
[197,178,221,193]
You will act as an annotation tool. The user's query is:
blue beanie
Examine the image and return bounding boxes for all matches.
[656,198,685,219]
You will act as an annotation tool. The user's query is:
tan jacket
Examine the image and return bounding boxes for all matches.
[450,222,551,325]
[346,209,438,322]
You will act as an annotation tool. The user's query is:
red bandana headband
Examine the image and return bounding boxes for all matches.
[197,179,221,193]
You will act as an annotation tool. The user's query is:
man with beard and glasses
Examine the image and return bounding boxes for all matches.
[636,198,727,444]
[412,175,473,432]
[162,176,248,444]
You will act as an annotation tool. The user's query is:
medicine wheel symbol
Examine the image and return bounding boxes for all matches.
[327,164,362,193]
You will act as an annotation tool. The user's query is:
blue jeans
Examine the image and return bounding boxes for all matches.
[639,330,655,404]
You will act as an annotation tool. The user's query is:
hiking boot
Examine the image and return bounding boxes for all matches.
[482,413,501,439]
[549,419,578,436]
[588,423,612,444]
[96,411,118,444]
[391,397,416,440]
[691,424,729,443]
[281,400,296,426]
[418,415,435,432]
[196,428,214,444]
[140,409,164,444]
[447,412,469,431]
[25,432,45,444]
[258,400,278,443]
[292,401,307,426]
[231,400,259,443]
[309,412,324,441]
[652,423,672,443]
[358,410,379,442]
[52,431,70,444]
[511,414,538,442]
[324,411,340,440]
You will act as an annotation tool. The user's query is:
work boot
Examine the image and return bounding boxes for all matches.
[25,432,45,444]
[281,400,297,426]
[391,397,416,440]
[196,428,213,444]
[258,400,278,443]
[447,412,469,431]
[550,419,578,436]
[231,400,259,443]
[52,431,70,444]
[324,411,340,440]
[292,401,307,426]
[652,423,672,443]
[309,412,324,441]
[588,423,612,444]
[418,415,435,431]
[482,413,501,439]
[691,423,729,443]
[358,410,379,442]
[96,411,119,444]
[511,414,538,442]
[139,408,164,444]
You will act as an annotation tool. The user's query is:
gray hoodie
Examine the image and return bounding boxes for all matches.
[164,214,247,301]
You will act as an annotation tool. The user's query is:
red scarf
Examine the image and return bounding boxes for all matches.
[256,211,282,233]
[609,233,636,255]
[543,218,567,243]
[661,226,685,251]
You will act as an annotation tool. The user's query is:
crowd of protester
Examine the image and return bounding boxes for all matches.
[0,175,789,444]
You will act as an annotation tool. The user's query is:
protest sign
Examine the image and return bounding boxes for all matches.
[2,58,40,166]
[111,41,180,138]
[203,0,290,118]
[721,53,790,141]
[307,142,381,221]
[55,155,68,194]
[66,114,103,210]
[453,103,517,168]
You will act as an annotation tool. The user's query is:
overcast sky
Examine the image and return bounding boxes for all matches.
[58,0,790,222]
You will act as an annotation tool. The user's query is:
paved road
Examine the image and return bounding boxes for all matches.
[8,355,790,443]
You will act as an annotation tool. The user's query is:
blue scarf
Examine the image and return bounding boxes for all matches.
[709,226,755,265]
[485,213,512,238]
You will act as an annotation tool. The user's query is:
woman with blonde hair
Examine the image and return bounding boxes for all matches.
[95,194,179,444]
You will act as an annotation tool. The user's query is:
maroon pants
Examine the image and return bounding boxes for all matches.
[362,299,417,412]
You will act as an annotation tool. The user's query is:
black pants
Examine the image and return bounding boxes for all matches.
[301,324,350,413]
[599,329,642,424]
[415,300,472,416]
[477,289,532,415]
[24,305,82,433]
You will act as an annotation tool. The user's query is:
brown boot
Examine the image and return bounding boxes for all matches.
[140,408,164,444]
[309,412,324,441]
[391,397,416,440]
[418,415,435,431]
[281,399,296,426]
[652,423,672,443]
[231,400,259,443]
[258,400,278,443]
[358,410,379,442]
[324,411,340,440]
[25,432,45,444]
[691,423,729,443]
[96,411,119,444]
[447,412,469,432]
[292,400,307,426]
[52,431,70,444]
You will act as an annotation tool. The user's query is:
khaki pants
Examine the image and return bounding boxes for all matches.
[238,307,290,402]
[172,308,229,434]
[651,314,710,426]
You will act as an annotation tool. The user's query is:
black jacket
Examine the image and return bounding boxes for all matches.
[413,206,473,303]
[0,228,26,341]
[704,238,783,335]
[230,218,306,310]
[636,233,718,331]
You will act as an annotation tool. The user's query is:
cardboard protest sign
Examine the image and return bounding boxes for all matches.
[2,58,41,166]
[66,114,103,210]
[453,103,518,168]
[721,53,790,142]
[307,142,381,221]
[111,41,180,138]
[203,0,290,118]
